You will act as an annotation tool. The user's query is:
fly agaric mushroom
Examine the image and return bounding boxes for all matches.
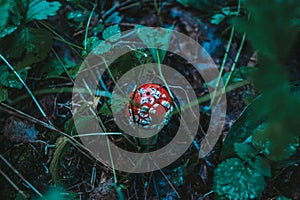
[125,83,173,129]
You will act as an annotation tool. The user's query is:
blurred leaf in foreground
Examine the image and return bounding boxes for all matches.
[0,65,27,89]
[0,0,10,27]
[0,28,53,67]
[26,0,62,22]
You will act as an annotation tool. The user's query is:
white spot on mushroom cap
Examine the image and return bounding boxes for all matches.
[138,88,146,95]
[153,103,159,108]
[138,109,148,118]
[140,119,151,125]
[161,100,171,109]
[152,90,160,99]
[140,97,148,104]
[149,108,156,114]
[149,97,155,105]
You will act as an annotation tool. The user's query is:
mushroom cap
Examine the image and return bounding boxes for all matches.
[125,83,173,129]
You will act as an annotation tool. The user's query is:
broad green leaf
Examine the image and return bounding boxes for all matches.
[233,0,300,162]
[99,101,113,116]
[176,0,189,7]
[0,85,8,102]
[38,57,77,78]
[13,0,28,19]
[102,24,121,41]
[105,11,122,24]
[211,7,239,25]
[93,41,112,55]
[135,25,173,63]
[234,0,300,62]
[211,14,226,25]
[0,0,22,38]
[252,125,299,161]
[0,65,27,89]
[67,10,89,22]
[3,27,53,67]
[26,0,61,22]
[0,25,18,38]
[220,96,267,160]
[234,142,255,161]
[82,36,103,56]
[233,143,272,177]
[213,158,266,200]
[250,157,271,178]
[0,0,10,27]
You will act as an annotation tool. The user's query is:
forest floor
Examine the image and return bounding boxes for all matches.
[0,1,299,200]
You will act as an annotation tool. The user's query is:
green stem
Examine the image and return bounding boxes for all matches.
[210,26,235,106]
[0,54,51,125]
[84,3,97,50]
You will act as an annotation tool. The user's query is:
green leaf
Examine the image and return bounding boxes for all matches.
[233,0,300,162]
[67,10,89,22]
[220,96,267,160]
[13,0,28,19]
[82,36,103,56]
[176,0,189,7]
[0,25,18,38]
[252,126,299,160]
[0,0,21,38]
[102,24,121,41]
[234,142,255,161]
[234,0,300,62]
[99,101,113,116]
[1,27,53,67]
[213,158,266,200]
[0,0,10,27]
[26,0,61,22]
[38,57,77,78]
[105,11,122,24]
[0,65,27,89]
[211,14,226,25]
[93,41,112,55]
[135,25,173,63]
[210,7,239,25]
[0,85,8,102]
[250,157,271,178]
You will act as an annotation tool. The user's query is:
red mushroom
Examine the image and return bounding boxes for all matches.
[125,83,173,129]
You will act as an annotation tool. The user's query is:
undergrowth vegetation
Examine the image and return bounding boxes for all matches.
[0,0,299,199]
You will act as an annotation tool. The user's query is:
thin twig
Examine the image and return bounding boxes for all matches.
[0,169,28,199]
[0,102,111,167]
[0,54,53,126]
[0,154,43,198]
